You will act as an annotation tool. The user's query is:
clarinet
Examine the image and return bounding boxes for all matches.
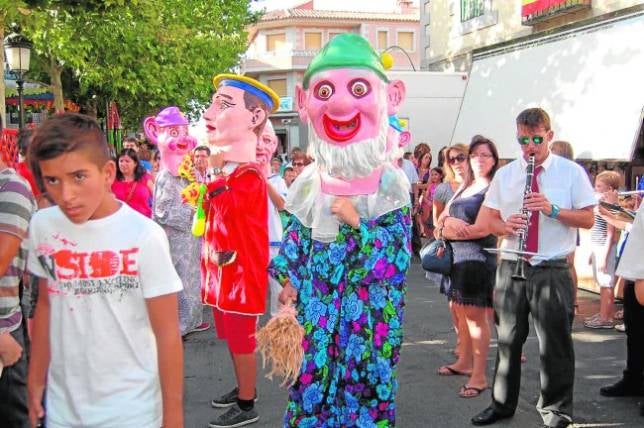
[512,154,536,281]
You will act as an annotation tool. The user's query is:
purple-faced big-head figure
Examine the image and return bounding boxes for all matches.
[143,106,197,176]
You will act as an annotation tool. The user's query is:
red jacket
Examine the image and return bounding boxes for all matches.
[201,163,268,315]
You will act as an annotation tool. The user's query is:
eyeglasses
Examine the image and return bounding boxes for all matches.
[448,154,467,165]
[292,162,304,167]
[469,153,494,159]
[517,135,545,145]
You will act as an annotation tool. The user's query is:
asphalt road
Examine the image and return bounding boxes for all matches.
[183,261,643,428]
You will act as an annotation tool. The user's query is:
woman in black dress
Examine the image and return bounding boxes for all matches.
[435,136,499,398]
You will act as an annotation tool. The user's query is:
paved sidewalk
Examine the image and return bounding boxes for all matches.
[183,261,642,427]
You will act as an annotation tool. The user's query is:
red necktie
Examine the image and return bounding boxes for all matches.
[525,166,543,254]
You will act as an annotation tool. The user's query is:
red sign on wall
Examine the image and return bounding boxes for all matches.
[522,0,592,25]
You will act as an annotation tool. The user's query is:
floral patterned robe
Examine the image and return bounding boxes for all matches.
[269,206,411,427]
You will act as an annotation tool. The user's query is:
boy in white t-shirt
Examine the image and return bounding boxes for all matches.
[26,113,184,428]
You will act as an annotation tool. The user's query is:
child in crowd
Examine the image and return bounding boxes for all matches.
[283,166,296,188]
[26,113,184,428]
[419,166,443,237]
[584,170,622,329]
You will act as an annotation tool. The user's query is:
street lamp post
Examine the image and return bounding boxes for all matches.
[4,28,33,130]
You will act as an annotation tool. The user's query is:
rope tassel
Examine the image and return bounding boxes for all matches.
[255,304,304,387]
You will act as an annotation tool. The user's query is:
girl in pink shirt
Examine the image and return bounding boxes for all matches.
[112,149,153,217]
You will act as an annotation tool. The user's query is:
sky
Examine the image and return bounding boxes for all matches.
[250,0,419,13]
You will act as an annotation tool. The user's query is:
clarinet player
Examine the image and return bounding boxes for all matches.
[470,108,596,428]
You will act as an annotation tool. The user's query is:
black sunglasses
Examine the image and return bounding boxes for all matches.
[292,162,304,166]
[448,153,467,165]
[517,135,544,145]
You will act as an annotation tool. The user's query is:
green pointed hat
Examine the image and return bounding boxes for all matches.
[303,33,389,89]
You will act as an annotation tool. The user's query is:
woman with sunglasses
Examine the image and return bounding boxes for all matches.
[433,144,469,225]
[435,136,499,398]
[430,144,469,357]
[291,153,309,178]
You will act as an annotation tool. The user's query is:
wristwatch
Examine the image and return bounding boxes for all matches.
[210,167,223,177]
[548,203,560,219]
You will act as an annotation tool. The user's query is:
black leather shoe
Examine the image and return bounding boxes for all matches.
[471,407,513,426]
[599,378,644,397]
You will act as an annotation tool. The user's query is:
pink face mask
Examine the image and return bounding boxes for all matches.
[203,86,263,163]
[144,107,197,176]
[298,69,386,147]
[296,68,407,195]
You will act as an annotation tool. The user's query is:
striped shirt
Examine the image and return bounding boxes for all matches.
[590,213,608,246]
[0,167,36,334]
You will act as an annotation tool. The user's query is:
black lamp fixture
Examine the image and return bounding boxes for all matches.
[4,26,33,130]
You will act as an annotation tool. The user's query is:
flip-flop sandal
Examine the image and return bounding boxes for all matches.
[437,365,471,376]
[459,384,488,398]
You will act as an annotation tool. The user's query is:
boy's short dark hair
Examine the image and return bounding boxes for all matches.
[516,108,551,131]
[29,114,111,182]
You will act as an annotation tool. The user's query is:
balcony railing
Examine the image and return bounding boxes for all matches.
[243,49,323,72]
[290,49,320,57]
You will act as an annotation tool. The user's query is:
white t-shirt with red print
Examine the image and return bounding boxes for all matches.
[28,203,182,428]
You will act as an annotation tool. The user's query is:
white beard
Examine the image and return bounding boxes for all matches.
[307,105,390,180]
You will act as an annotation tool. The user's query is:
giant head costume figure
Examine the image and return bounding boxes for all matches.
[144,106,197,176]
[289,33,411,241]
[296,33,407,195]
[204,74,280,163]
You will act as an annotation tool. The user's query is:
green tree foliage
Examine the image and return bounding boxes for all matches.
[19,0,257,128]
[0,1,30,127]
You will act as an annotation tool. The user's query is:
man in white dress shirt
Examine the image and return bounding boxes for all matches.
[471,108,595,428]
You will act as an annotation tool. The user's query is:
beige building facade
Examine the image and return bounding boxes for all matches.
[422,0,644,72]
[242,0,420,153]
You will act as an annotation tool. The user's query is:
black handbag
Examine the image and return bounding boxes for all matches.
[420,239,453,275]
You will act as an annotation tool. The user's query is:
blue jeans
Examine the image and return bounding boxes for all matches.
[0,322,29,428]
